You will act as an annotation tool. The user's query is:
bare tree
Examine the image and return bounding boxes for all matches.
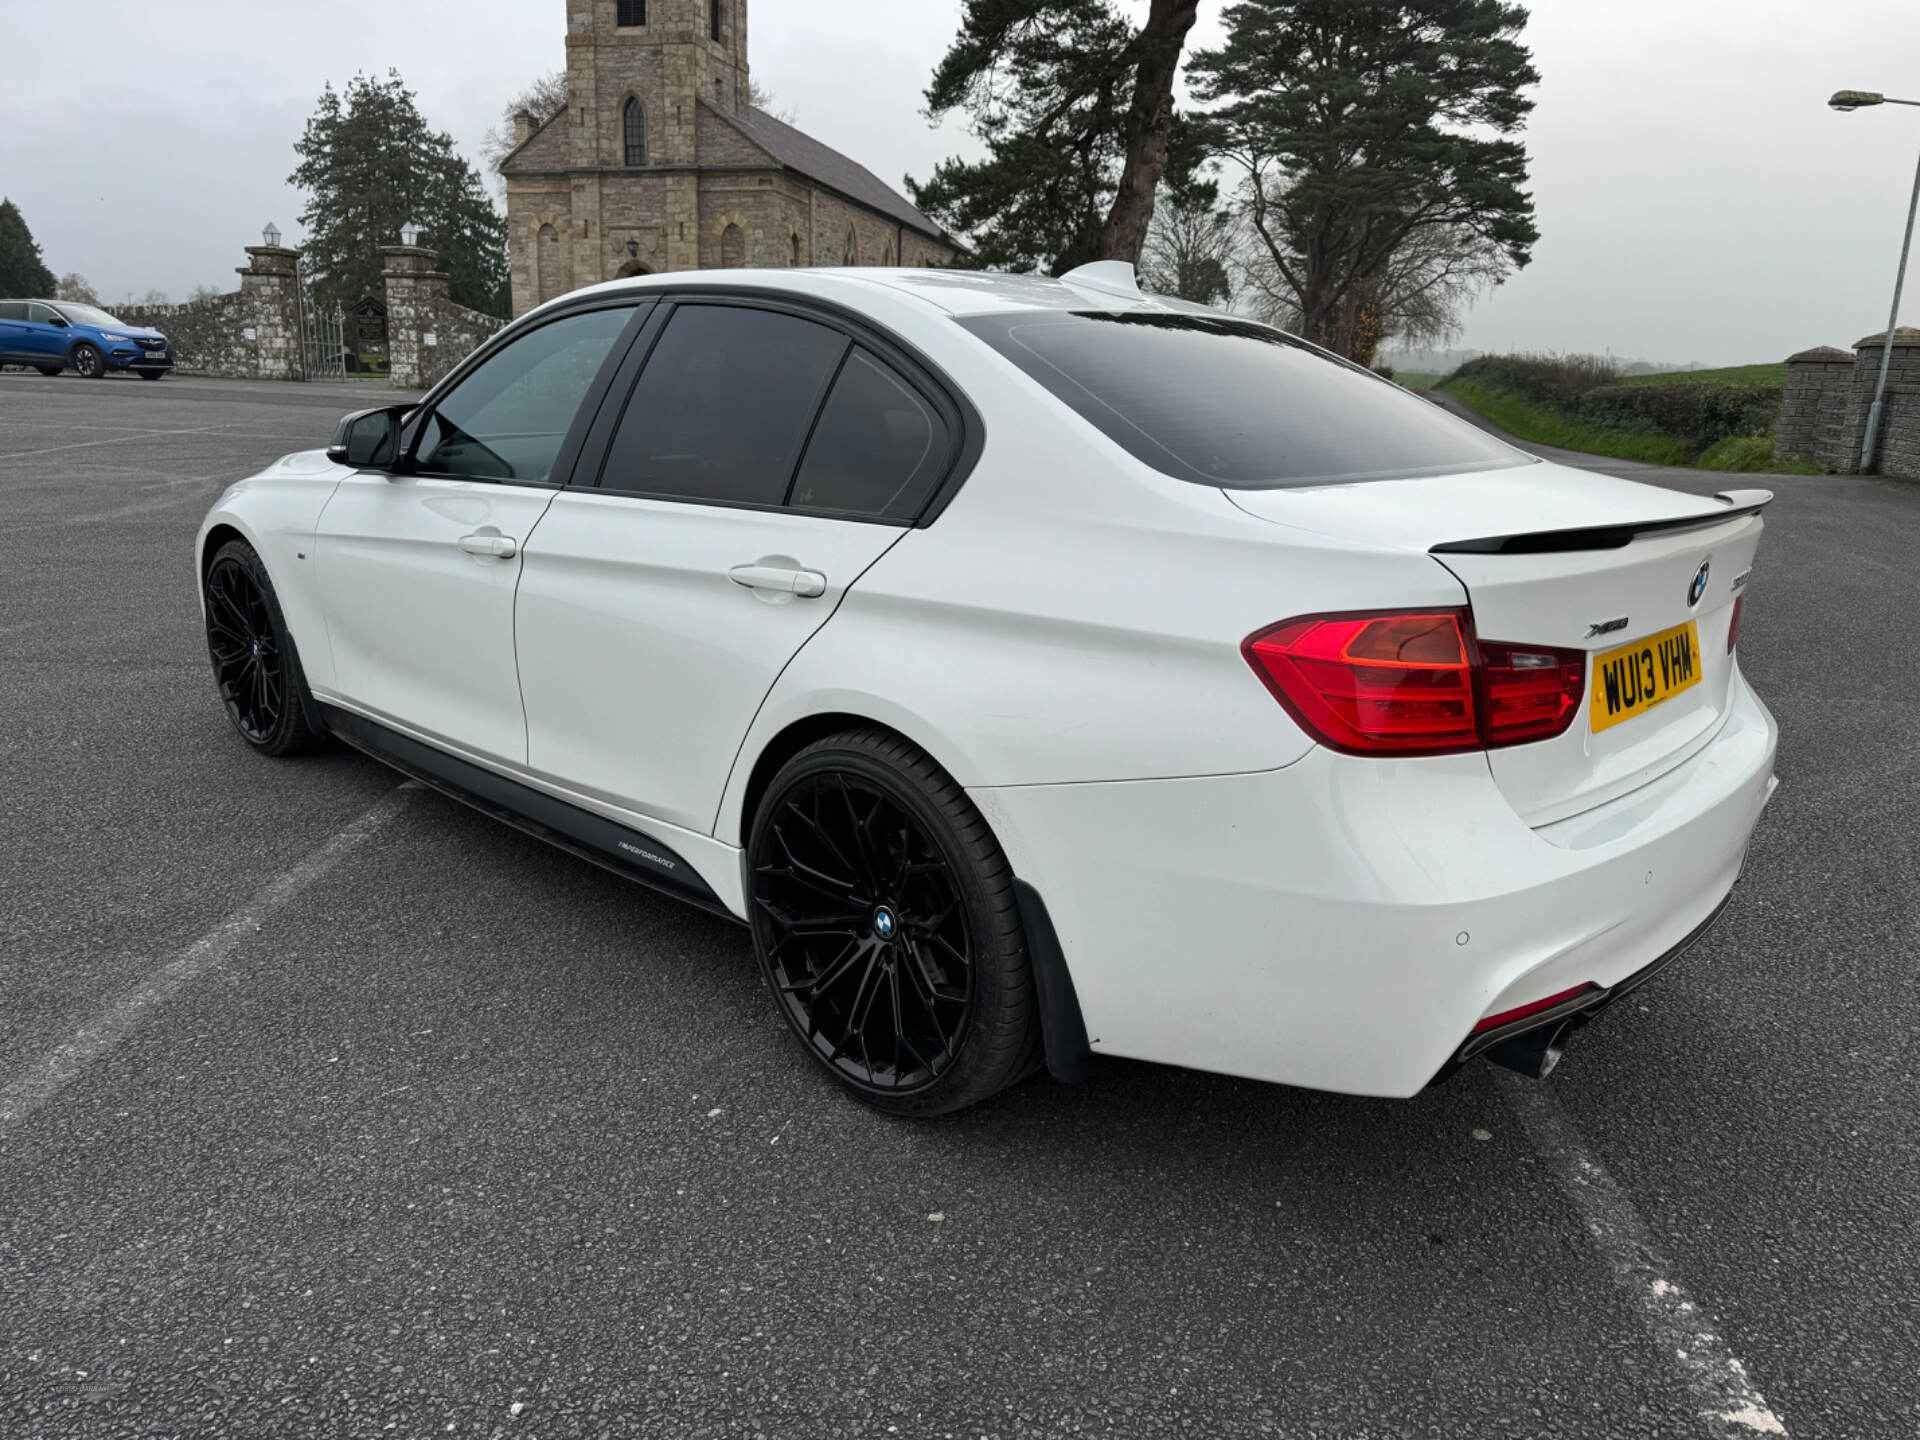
[1139,188,1235,306]
[749,79,794,123]
[482,71,569,174]
[1236,216,1512,359]
[54,273,100,304]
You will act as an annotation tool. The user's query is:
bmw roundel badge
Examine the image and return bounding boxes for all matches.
[1688,561,1711,607]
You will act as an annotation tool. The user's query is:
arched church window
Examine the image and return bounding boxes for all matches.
[616,0,645,26]
[711,0,723,43]
[844,226,858,266]
[721,224,746,268]
[623,98,646,166]
[791,233,802,267]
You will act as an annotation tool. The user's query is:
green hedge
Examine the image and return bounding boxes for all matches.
[1446,354,1785,461]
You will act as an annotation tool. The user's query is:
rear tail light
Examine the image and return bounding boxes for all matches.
[1727,593,1745,653]
[1242,609,1586,757]
[1472,982,1598,1034]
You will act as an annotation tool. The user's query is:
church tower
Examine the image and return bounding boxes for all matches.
[560,0,751,274]
[501,0,952,315]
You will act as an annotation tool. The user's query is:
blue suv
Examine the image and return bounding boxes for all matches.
[0,299,173,379]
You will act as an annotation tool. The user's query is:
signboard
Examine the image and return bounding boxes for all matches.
[349,297,389,375]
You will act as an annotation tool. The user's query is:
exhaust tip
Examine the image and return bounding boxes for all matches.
[1485,1021,1569,1080]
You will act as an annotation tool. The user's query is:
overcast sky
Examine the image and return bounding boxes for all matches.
[3,0,1917,366]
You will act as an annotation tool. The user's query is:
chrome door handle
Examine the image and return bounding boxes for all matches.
[458,533,518,559]
[728,564,827,598]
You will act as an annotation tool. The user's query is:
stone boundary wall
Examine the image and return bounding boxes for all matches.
[117,246,303,380]
[381,245,508,392]
[1778,328,1920,479]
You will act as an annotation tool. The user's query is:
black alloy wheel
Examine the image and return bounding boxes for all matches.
[71,342,104,379]
[749,729,1040,1115]
[202,540,323,756]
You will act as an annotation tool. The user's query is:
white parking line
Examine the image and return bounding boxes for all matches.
[0,785,417,1137]
[1495,1070,1789,1437]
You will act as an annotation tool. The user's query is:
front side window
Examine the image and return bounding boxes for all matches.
[623,98,645,166]
[412,305,632,484]
[790,350,951,520]
[600,304,847,506]
[961,310,1530,489]
[27,303,62,326]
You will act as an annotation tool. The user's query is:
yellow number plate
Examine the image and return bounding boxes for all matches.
[1589,620,1702,734]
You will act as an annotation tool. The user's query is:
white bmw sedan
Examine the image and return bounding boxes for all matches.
[196,263,1777,1114]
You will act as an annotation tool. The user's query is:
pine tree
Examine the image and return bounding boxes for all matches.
[0,199,58,298]
[909,0,1200,275]
[290,72,510,317]
[1191,0,1538,359]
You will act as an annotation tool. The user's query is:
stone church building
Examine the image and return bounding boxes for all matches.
[500,0,958,317]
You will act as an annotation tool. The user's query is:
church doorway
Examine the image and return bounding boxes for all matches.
[720,224,746,268]
[616,259,651,279]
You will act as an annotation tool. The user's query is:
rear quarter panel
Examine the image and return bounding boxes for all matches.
[712,362,1471,844]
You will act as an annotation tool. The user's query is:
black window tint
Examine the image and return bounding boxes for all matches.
[960,311,1530,488]
[0,303,27,322]
[601,304,848,506]
[414,306,631,483]
[791,349,950,519]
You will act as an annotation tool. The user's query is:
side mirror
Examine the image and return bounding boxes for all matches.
[47,316,69,328]
[326,405,411,469]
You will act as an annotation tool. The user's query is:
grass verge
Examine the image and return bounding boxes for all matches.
[1441,378,1689,465]
[1613,362,1789,389]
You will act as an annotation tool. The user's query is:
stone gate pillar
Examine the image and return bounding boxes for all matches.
[1849,327,1920,477]
[238,244,303,381]
[381,243,452,392]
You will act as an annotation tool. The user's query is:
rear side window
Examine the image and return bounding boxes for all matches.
[0,303,27,322]
[602,304,848,506]
[959,310,1530,488]
[790,349,951,519]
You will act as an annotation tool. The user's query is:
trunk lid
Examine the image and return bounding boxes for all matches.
[1225,463,1767,825]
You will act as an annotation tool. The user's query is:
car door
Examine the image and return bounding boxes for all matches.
[310,300,647,766]
[0,302,28,361]
[514,299,963,834]
[22,304,69,363]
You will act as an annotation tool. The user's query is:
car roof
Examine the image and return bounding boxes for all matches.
[545,265,1227,326]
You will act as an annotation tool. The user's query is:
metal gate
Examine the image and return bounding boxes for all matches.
[299,298,347,381]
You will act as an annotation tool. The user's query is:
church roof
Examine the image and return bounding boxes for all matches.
[714,104,949,242]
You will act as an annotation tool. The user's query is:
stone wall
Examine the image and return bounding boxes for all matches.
[1778,327,1920,478]
[117,245,303,380]
[381,245,508,392]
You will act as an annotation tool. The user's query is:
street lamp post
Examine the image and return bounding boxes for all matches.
[1830,90,1920,472]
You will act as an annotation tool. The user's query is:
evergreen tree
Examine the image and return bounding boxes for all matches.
[0,199,58,298]
[290,71,510,317]
[1191,0,1538,359]
[909,0,1200,275]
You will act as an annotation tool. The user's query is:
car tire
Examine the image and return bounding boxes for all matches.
[202,539,326,757]
[748,727,1042,1116]
[136,369,166,381]
[35,365,62,377]
[70,342,105,379]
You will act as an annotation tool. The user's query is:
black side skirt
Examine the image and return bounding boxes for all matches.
[317,703,735,922]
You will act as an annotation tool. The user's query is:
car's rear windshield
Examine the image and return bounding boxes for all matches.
[54,303,125,328]
[958,309,1532,488]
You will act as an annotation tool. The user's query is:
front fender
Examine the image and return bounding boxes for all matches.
[196,449,349,692]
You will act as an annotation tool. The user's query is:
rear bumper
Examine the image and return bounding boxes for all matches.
[971,667,1778,1098]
